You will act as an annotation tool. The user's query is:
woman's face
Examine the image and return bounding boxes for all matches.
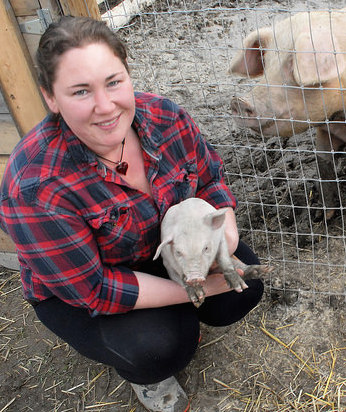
[42,42,135,156]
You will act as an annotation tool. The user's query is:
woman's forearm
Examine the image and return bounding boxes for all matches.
[224,208,240,256]
[133,271,231,310]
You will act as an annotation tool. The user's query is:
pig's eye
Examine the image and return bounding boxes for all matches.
[203,246,210,254]
[175,250,183,257]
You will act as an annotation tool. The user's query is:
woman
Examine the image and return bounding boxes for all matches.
[0,16,264,411]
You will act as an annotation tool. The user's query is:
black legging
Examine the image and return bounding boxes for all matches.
[33,241,264,384]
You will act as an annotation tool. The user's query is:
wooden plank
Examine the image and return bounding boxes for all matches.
[11,0,60,17]
[0,115,20,154]
[39,0,61,15]
[10,0,39,16]
[0,0,47,137]
[60,0,101,19]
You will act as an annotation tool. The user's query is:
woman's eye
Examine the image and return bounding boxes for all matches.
[73,89,88,96]
[108,80,119,87]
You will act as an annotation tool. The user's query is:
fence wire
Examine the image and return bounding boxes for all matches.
[97,0,345,304]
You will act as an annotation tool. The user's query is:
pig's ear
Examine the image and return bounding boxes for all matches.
[204,208,227,230]
[153,237,173,260]
[293,30,346,86]
[229,27,272,77]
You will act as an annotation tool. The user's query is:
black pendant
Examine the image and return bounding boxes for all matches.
[116,161,128,175]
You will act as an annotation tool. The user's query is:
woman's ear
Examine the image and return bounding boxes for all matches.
[40,87,59,113]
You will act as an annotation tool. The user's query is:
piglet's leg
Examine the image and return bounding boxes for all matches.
[231,256,273,279]
[185,285,205,307]
[217,238,248,293]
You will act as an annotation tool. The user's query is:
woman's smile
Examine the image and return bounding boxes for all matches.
[94,114,121,130]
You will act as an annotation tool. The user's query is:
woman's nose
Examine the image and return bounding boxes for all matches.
[94,90,114,113]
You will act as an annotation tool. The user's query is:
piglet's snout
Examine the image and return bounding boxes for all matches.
[185,274,206,286]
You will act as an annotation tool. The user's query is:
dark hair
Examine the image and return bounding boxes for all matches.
[36,16,129,95]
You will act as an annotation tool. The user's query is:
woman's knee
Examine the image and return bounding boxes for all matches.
[100,304,200,384]
[121,329,196,383]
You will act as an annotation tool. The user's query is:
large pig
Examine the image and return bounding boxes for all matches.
[154,198,272,307]
[229,9,346,219]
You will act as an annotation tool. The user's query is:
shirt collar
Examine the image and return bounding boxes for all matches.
[59,116,99,171]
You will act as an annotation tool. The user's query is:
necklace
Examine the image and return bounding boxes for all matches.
[97,138,128,175]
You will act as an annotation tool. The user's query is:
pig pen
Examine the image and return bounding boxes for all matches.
[0,0,345,411]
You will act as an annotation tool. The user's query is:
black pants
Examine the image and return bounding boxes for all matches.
[34,241,263,384]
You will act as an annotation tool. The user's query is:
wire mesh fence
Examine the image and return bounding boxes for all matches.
[98,0,346,305]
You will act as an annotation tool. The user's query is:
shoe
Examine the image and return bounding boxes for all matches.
[130,376,190,411]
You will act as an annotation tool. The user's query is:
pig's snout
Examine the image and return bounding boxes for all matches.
[230,96,256,119]
[184,274,206,287]
[230,96,265,132]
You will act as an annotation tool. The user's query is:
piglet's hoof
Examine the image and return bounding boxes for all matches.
[192,299,203,308]
[223,270,248,293]
[186,285,205,307]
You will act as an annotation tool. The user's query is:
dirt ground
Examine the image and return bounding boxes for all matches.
[1,0,345,411]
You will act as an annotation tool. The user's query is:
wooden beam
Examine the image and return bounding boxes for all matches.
[0,0,47,137]
[10,0,40,16]
[59,0,101,20]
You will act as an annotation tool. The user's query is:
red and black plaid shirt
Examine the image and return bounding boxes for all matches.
[0,92,237,316]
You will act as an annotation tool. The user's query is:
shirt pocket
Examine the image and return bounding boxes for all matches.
[86,204,140,264]
[159,162,198,214]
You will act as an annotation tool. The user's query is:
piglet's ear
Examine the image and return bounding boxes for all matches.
[204,208,227,230]
[229,27,272,77]
[153,237,173,260]
[293,30,346,86]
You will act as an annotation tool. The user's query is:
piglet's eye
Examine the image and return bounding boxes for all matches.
[175,250,183,257]
[203,246,210,253]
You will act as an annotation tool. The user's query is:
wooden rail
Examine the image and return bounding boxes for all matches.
[0,0,47,137]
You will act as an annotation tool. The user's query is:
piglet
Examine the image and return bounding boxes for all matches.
[154,198,272,307]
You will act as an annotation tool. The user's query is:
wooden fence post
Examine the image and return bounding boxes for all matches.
[0,0,47,137]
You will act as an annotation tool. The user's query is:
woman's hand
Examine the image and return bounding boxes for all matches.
[202,272,233,297]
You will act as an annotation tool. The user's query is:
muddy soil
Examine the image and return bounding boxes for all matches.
[1,1,345,411]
